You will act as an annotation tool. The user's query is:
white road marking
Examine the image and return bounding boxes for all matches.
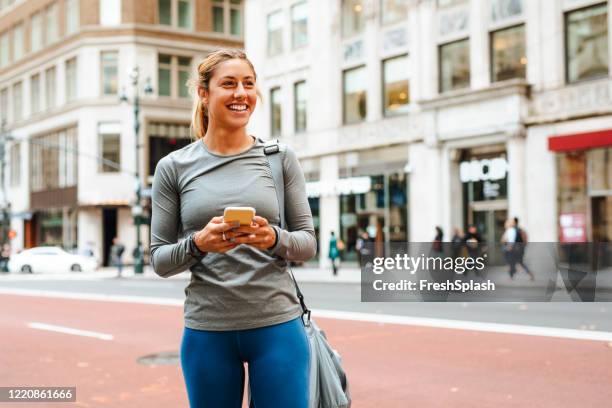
[2,287,612,342]
[28,322,114,341]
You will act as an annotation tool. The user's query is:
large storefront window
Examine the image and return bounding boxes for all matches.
[557,148,612,268]
[557,152,588,242]
[566,3,609,83]
[339,173,407,261]
[147,122,191,177]
[460,150,508,263]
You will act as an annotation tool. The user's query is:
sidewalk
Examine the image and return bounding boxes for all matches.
[91,265,612,290]
[4,263,612,292]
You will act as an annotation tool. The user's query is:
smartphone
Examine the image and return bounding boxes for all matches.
[223,207,256,226]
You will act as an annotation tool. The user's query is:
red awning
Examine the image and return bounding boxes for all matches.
[548,129,612,152]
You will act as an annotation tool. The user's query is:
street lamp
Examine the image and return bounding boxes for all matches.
[119,67,153,274]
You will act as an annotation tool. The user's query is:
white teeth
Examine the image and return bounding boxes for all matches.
[229,104,247,111]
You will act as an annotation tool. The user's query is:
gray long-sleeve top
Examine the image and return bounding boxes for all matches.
[150,137,317,330]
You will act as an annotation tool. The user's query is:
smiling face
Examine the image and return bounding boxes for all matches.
[200,58,258,132]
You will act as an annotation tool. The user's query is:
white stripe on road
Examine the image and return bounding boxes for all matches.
[28,322,114,341]
[0,287,182,306]
[310,309,612,342]
[2,287,612,342]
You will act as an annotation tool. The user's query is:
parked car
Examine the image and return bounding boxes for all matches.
[8,246,98,274]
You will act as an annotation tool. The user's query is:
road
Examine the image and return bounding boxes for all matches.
[1,274,611,407]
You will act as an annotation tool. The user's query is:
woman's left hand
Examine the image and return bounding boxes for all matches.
[224,216,277,250]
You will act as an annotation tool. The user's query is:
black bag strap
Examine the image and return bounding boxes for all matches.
[262,138,311,324]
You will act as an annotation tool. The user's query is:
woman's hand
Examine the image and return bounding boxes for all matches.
[224,216,277,251]
[193,216,241,253]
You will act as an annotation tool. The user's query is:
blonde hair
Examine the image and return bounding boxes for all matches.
[189,49,258,140]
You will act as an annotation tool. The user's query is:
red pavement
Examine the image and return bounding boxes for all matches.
[1,294,611,407]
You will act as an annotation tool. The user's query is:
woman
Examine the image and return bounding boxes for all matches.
[150,49,317,408]
[328,231,340,276]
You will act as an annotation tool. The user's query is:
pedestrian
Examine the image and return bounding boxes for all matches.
[501,218,518,279]
[150,49,316,408]
[432,226,443,254]
[0,243,10,272]
[451,228,465,259]
[464,224,484,276]
[356,230,372,265]
[513,217,534,281]
[110,237,125,278]
[329,231,340,276]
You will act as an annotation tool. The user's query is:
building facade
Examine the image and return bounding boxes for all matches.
[0,0,244,265]
[245,0,612,267]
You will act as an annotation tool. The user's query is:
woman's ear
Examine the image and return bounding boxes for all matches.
[198,87,208,104]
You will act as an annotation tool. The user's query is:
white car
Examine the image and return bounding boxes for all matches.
[8,246,98,274]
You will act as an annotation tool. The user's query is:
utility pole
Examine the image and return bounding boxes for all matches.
[120,67,153,274]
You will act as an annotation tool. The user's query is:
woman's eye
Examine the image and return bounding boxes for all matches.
[223,82,235,86]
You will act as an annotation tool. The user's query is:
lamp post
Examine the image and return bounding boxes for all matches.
[120,67,153,274]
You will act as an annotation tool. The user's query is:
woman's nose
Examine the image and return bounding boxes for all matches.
[234,83,246,99]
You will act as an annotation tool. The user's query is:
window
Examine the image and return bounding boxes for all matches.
[230,0,242,36]
[291,2,308,49]
[381,0,408,25]
[45,3,58,44]
[342,0,365,38]
[100,0,121,26]
[12,82,22,121]
[212,0,242,36]
[45,66,56,110]
[158,0,192,29]
[0,88,7,125]
[178,0,192,29]
[566,3,609,83]
[31,74,40,114]
[148,122,191,176]
[294,81,307,133]
[158,0,171,25]
[10,143,20,187]
[0,31,8,68]
[13,24,23,61]
[491,25,526,82]
[267,11,283,56]
[438,0,466,7]
[30,12,42,52]
[383,55,409,116]
[65,58,77,101]
[101,51,118,95]
[270,87,282,136]
[30,127,78,192]
[65,0,80,35]
[98,123,121,172]
[343,66,367,124]
[439,38,470,92]
[158,54,171,96]
[178,56,191,98]
[212,0,224,32]
[158,54,191,98]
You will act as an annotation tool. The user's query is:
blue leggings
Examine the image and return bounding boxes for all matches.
[180,317,310,408]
